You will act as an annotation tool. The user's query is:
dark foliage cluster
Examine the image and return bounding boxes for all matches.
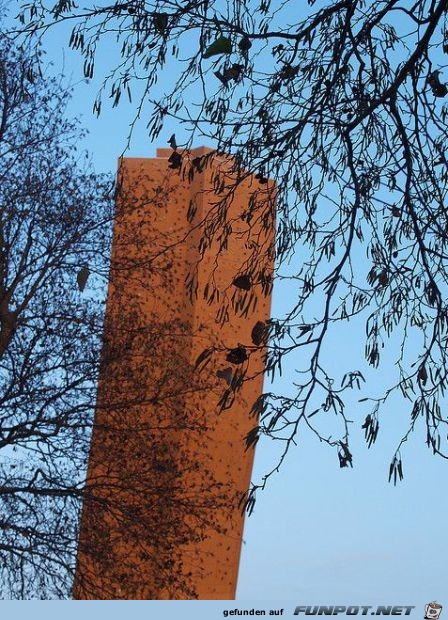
[4,0,448,597]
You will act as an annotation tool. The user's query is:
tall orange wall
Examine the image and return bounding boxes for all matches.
[73,147,276,599]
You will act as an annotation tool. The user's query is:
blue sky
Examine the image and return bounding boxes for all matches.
[4,1,448,611]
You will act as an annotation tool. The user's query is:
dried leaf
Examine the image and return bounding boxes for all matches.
[233,274,252,290]
[418,365,428,385]
[153,12,168,33]
[77,266,90,292]
[168,151,182,169]
[239,36,252,52]
[378,270,388,286]
[251,320,268,346]
[203,36,233,59]
[167,133,177,149]
[226,346,248,365]
[428,71,448,97]
[216,367,233,385]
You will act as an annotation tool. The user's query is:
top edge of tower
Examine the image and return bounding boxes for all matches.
[117,146,214,163]
[118,147,276,185]
[155,146,214,158]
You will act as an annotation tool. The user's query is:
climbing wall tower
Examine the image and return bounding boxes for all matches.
[73,147,276,599]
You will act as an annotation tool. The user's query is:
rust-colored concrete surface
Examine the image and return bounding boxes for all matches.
[73,147,276,599]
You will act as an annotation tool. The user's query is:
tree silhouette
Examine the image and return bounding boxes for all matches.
[0,28,117,597]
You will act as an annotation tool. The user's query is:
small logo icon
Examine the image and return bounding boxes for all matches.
[425,603,443,620]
